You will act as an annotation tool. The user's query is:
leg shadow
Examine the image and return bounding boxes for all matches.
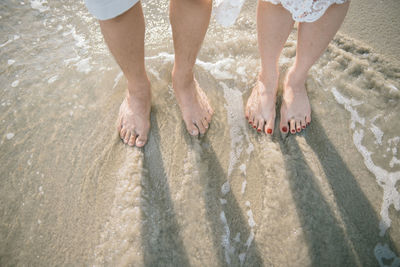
[304,116,399,265]
[279,136,359,266]
[184,133,265,267]
[140,112,191,266]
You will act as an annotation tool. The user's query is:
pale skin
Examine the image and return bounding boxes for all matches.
[246,1,350,135]
[99,0,213,147]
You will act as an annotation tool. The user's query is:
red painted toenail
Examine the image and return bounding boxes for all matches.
[257,129,261,132]
[307,122,310,125]
[302,125,306,129]
[291,129,295,133]
[253,125,257,129]
[282,126,288,132]
[267,128,272,134]
[297,128,301,132]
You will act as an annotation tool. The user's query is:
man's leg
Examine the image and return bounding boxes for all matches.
[99,2,151,147]
[170,0,213,136]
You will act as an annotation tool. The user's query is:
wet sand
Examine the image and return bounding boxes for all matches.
[0,0,399,266]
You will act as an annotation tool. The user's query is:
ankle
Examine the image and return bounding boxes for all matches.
[172,66,194,87]
[127,79,151,97]
[285,67,307,88]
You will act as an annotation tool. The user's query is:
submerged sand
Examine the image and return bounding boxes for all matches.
[0,0,399,266]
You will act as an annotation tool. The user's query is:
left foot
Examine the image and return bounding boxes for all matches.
[279,70,311,134]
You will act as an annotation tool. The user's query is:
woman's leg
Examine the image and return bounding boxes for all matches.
[99,3,151,147]
[170,0,214,136]
[246,1,294,135]
[280,2,350,134]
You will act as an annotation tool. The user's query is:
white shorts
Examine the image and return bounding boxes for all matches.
[85,0,139,20]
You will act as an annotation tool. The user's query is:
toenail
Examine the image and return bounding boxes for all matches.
[307,122,310,125]
[257,129,261,132]
[267,128,272,134]
[291,129,295,133]
[137,140,144,146]
[302,125,306,129]
[297,128,300,132]
[253,125,256,129]
[282,126,288,132]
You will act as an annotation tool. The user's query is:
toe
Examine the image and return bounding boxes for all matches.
[128,134,136,147]
[136,135,147,147]
[265,119,274,135]
[301,118,307,129]
[120,128,127,140]
[196,120,207,134]
[124,131,131,144]
[306,114,311,126]
[202,117,209,130]
[186,121,199,136]
[253,118,259,130]
[257,119,265,133]
[296,120,301,133]
[280,105,288,134]
[290,119,296,134]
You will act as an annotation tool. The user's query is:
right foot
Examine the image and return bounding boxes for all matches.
[245,78,278,135]
[172,72,213,136]
[117,81,151,147]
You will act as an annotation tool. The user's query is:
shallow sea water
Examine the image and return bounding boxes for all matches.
[0,0,399,266]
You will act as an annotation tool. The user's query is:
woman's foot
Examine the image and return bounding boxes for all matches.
[279,69,311,135]
[245,78,278,135]
[172,71,213,136]
[117,81,151,147]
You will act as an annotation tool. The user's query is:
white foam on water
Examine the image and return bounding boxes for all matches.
[234,232,241,242]
[0,38,14,48]
[389,157,400,168]
[6,133,14,140]
[47,75,58,84]
[331,87,400,261]
[246,209,256,228]
[30,0,49,12]
[63,25,89,50]
[94,151,144,266]
[220,211,234,265]
[220,198,227,205]
[241,180,247,194]
[112,72,123,89]
[75,58,92,74]
[197,58,235,80]
[8,59,15,65]
[370,123,384,145]
[239,252,246,266]
[239,163,246,174]
[221,181,230,195]
[11,80,19,88]
[374,243,400,267]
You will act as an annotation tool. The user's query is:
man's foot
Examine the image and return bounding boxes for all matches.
[245,79,278,135]
[279,70,311,135]
[172,72,213,136]
[117,81,151,147]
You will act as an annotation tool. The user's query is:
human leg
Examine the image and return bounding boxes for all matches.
[280,2,350,134]
[169,0,213,136]
[246,1,294,134]
[99,3,151,147]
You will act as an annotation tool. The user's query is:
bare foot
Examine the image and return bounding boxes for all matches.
[245,80,278,135]
[117,81,151,147]
[172,72,213,136]
[280,70,311,135]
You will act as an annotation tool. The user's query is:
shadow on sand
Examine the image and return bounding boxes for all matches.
[140,113,191,266]
[280,115,398,266]
[183,132,266,267]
